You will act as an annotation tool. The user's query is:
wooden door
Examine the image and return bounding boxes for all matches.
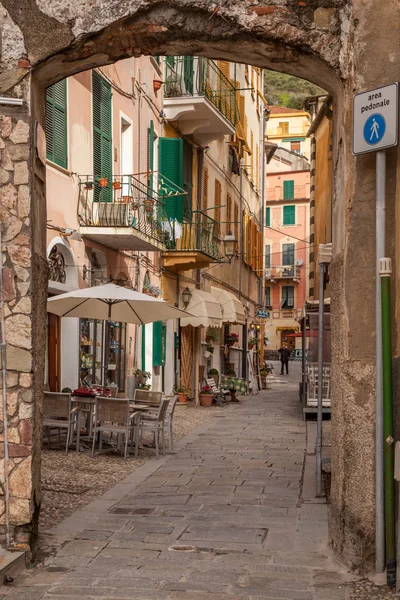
[48,313,61,392]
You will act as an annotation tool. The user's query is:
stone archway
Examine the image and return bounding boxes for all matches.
[1,0,400,572]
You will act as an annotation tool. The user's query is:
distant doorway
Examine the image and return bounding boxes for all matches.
[281,329,296,351]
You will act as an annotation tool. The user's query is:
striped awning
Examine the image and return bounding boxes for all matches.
[210,286,245,325]
[180,289,223,329]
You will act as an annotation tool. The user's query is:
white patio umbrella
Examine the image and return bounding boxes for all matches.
[47,283,190,390]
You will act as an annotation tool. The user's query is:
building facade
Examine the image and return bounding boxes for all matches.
[45,56,266,403]
[264,144,310,353]
[266,106,311,161]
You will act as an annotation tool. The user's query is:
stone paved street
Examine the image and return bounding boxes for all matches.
[3,384,353,599]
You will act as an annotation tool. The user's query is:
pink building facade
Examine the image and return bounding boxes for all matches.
[264,167,310,352]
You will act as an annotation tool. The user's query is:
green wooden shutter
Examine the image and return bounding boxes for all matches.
[93,72,112,202]
[183,57,194,94]
[153,321,166,367]
[265,206,270,227]
[148,120,155,198]
[46,80,68,169]
[283,205,295,225]
[158,137,184,222]
[283,180,295,200]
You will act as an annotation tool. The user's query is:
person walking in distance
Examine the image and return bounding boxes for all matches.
[278,344,290,375]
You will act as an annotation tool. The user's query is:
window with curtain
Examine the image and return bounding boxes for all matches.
[265,287,271,307]
[281,286,294,309]
[282,243,295,265]
[265,245,271,268]
[283,205,296,225]
[46,79,68,169]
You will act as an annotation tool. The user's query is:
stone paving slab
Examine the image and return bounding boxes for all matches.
[5,388,353,600]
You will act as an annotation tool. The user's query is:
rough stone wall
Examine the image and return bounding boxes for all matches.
[0,0,398,574]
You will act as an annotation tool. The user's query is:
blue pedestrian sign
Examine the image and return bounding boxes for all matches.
[363,114,386,145]
[353,83,398,155]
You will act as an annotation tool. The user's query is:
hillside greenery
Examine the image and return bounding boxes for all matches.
[264,71,326,110]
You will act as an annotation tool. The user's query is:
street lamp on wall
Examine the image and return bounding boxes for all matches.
[182,287,193,309]
[223,231,238,264]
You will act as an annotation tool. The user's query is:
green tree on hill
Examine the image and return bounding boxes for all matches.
[264,71,326,110]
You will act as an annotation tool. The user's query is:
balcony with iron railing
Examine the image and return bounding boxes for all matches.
[77,172,188,252]
[265,265,301,283]
[267,124,310,138]
[266,185,310,202]
[162,210,223,271]
[163,57,238,145]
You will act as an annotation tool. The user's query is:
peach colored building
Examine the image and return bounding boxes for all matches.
[264,152,310,352]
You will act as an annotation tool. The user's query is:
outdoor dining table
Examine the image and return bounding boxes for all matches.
[220,376,248,402]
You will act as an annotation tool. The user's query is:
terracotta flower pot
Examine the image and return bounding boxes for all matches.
[177,393,188,403]
[144,200,154,212]
[99,177,108,188]
[153,79,163,91]
[84,181,93,190]
[113,181,122,190]
[199,393,213,407]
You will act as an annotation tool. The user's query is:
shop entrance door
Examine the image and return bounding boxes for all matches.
[281,329,296,351]
[48,313,61,391]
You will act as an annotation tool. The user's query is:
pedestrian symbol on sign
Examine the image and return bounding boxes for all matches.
[363,113,386,145]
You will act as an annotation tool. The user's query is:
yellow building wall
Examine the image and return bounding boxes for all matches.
[313,116,333,300]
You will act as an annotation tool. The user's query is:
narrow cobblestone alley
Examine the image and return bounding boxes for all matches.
[3,386,352,600]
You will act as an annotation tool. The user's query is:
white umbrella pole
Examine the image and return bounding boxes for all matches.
[103,303,112,394]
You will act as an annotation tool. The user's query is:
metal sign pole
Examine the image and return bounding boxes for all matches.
[375,149,386,573]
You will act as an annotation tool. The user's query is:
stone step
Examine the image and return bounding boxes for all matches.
[0,548,26,587]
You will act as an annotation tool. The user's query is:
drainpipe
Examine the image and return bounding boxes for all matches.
[0,225,11,547]
[376,150,386,574]
[380,257,396,587]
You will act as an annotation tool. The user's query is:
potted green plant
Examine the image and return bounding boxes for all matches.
[208,368,219,386]
[174,385,189,403]
[206,327,220,344]
[225,367,236,377]
[206,345,214,354]
[199,384,213,407]
[248,336,258,350]
[98,177,108,188]
[226,333,239,347]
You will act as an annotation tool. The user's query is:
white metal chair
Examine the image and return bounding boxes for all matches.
[135,397,170,459]
[43,392,81,455]
[92,397,138,459]
[206,378,229,405]
[164,395,178,451]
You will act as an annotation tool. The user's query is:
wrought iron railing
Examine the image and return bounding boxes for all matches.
[164,57,238,127]
[164,210,222,261]
[265,265,301,280]
[77,172,188,246]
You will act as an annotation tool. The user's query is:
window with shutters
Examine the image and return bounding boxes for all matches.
[283,180,295,200]
[93,72,112,202]
[265,245,271,268]
[282,243,295,266]
[46,79,68,169]
[281,286,294,309]
[257,230,263,274]
[158,137,184,222]
[283,205,296,225]
[234,202,239,241]
[266,206,270,227]
[203,168,209,211]
[278,121,289,135]
[147,120,155,195]
[217,61,230,80]
[255,143,259,191]
[250,131,254,182]
[290,140,301,154]
[214,179,221,234]
[226,193,232,235]
[251,67,255,101]
[265,287,271,307]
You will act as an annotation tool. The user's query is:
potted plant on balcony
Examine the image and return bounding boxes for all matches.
[98,177,108,188]
[84,181,93,190]
[208,368,219,386]
[174,385,189,403]
[144,198,154,213]
[199,384,213,407]
[226,333,239,347]
[113,180,122,190]
[153,78,163,91]
[206,327,220,344]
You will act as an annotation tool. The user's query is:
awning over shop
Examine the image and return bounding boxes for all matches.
[210,287,245,325]
[180,289,223,328]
